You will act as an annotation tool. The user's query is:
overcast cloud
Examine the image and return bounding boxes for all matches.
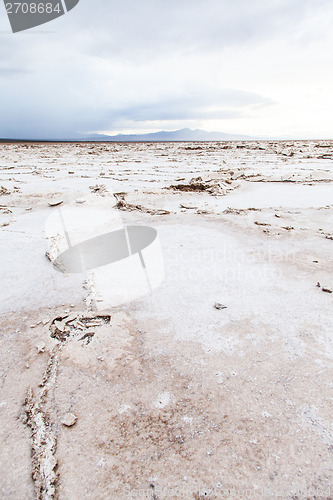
[0,0,332,138]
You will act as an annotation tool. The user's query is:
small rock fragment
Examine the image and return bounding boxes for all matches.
[89,184,108,195]
[214,303,227,310]
[53,320,69,333]
[65,313,78,323]
[36,342,46,353]
[79,332,95,344]
[254,221,271,226]
[48,200,63,207]
[196,209,211,214]
[61,413,77,427]
[180,203,198,210]
[0,186,10,196]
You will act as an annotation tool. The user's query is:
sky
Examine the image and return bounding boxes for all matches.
[0,0,332,139]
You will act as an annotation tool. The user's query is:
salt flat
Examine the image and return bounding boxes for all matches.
[0,141,332,499]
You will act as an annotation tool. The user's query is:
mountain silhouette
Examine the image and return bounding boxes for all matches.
[82,128,257,142]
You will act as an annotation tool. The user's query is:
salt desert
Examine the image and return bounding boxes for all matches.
[0,140,332,499]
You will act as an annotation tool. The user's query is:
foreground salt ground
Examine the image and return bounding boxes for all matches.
[0,141,332,499]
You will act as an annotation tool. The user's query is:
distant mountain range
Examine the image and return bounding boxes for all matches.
[83,128,257,142]
[0,128,264,142]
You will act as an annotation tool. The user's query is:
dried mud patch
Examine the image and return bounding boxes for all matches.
[52,316,333,499]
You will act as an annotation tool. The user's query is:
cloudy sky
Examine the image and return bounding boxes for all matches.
[0,0,332,139]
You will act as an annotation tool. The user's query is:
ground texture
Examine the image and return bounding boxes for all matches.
[0,141,332,499]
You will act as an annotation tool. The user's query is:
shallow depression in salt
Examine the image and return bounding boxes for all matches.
[220,182,332,209]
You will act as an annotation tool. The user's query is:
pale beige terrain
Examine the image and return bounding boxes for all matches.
[0,141,332,499]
